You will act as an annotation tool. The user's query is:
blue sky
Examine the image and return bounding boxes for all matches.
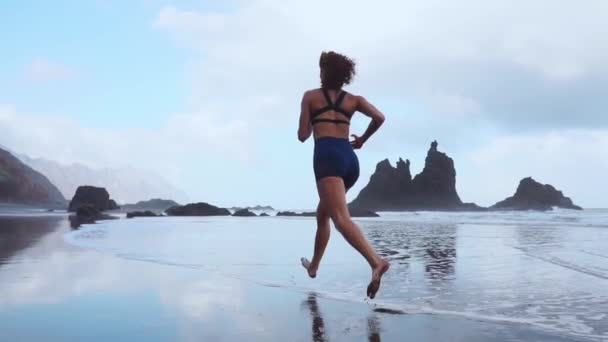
[1,0,606,208]
[0,1,190,128]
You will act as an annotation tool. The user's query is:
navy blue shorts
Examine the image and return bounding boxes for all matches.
[313,137,360,190]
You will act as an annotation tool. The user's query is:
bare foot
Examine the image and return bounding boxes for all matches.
[300,257,317,278]
[367,259,390,299]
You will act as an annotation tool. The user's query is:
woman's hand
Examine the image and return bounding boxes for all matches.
[350,134,365,149]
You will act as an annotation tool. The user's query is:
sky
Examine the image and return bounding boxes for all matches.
[1,0,607,209]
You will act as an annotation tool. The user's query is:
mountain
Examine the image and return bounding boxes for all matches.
[350,141,481,211]
[18,155,189,205]
[491,177,582,211]
[0,147,65,208]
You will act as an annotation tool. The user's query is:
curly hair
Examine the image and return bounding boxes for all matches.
[319,51,356,90]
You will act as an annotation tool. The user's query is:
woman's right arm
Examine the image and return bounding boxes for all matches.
[352,96,385,148]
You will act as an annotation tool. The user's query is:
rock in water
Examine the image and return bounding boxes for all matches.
[109,199,120,210]
[491,177,582,211]
[69,205,117,228]
[410,140,462,208]
[68,186,119,212]
[121,199,179,213]
[276,211,316,217]
[0,147,65,208]
[259,212,270,217]
[276,209,379,218]
[350,141,475,211]
[165,202,231,216]
[232,209,257,217]
[126,210,158,218]
[348,206,380,217]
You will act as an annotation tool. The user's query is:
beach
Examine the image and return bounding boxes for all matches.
[0,210,607,341]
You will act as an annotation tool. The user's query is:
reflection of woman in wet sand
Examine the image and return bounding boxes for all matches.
[304,293,381,342]
[304,294,327,342]
[298,51,389,299]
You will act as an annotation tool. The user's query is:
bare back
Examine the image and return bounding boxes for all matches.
[298,88,384,144]
[307,88,356,139]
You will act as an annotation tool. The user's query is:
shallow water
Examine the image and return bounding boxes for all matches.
[61,209,608,341]
[1,209,607,341]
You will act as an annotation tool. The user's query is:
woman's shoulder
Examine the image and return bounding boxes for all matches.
[302,88,361,99]
[304,88,321,94]
[302,88,319,98]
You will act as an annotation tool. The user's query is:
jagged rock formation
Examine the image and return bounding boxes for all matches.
[166,202,231,216]
[68,186,120,212]
[232,209,257,217]
[0,147,65,208]
[350,141,477,211]
[491,177,582,211]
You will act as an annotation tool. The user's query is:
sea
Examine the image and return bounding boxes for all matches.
[0,207,607,341]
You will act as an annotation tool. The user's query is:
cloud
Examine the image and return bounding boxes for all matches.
[24,59,80,83]
[0,104,252,199]
[4,1,607,208]
[155,1,608,132]
[459,129,608,207]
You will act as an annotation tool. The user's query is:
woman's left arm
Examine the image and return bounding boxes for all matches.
[298,91,312,142]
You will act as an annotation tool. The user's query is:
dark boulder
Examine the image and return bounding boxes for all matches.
[259,212,270,217]
[232,209,257,217]
[166,202,231,216]
[68,186,119,212]
[491,177,582,211]
[126,210,158,218]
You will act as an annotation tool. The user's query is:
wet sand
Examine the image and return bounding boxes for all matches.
[0,213,603,341]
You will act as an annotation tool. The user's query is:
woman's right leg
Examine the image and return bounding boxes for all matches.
[317,176,389,298]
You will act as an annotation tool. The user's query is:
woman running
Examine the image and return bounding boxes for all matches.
[298,51,390,299]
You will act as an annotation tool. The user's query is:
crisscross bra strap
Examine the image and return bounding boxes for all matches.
[310,89,353,125]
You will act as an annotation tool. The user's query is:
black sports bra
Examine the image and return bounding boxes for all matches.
[310,88,354,125]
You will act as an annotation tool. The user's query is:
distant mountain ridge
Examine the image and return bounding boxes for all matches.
[18,155,189,204]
